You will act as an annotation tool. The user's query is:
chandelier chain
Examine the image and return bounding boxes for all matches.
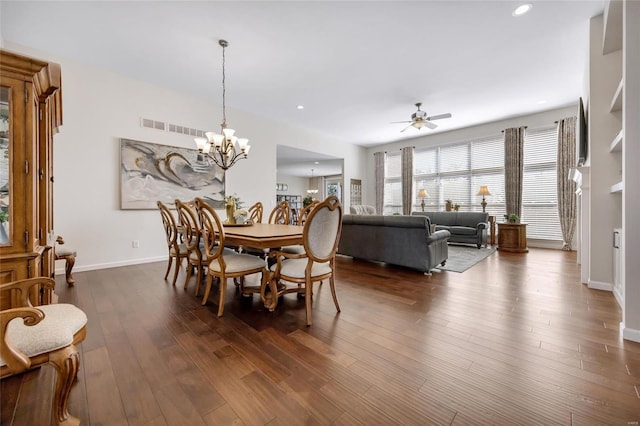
[221,41,227,127]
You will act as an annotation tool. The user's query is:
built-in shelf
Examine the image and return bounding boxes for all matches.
[610,79,623,112]
[609,129,624,152]
[603,0,623,54]
[610,181,624,193]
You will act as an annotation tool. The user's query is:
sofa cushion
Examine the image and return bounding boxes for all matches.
[449,226,477,235]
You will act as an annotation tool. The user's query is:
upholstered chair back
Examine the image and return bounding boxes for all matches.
[304,196,343,261]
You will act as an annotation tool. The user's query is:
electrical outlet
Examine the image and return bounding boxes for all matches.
[132,240,140,248]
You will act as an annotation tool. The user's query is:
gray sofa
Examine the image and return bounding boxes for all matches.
[412,211,489,248]
[338,214,450,273]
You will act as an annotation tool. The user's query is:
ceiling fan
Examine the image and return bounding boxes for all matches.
[392,102,452,132]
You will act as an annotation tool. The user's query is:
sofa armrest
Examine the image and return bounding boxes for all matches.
[477,222,489,231]
[427,229,450,244]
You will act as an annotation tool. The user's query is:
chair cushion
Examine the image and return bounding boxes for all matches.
[55,244,76,257]
[280,245,305,255]
[270,258,332,279]
[1,304,87,366]
[208,253,265,274]
[189,246,235,261]
[170,243,188,256]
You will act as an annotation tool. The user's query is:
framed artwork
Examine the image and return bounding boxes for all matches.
[120,138,225,210]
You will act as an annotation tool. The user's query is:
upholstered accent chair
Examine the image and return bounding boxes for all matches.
[157,201,188,286]
[349,205,376,215]
[194,198,267,317]
[54,236,76,286]
[1,277,87,425]
[267,196,343,326]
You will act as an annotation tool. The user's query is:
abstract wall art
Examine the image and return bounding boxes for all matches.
[120,138,225,210]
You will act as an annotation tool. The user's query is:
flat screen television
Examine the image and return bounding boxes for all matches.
[577,97,588,166]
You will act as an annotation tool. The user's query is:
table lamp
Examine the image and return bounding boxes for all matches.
[476,186,491,213]
[418,188,428,212]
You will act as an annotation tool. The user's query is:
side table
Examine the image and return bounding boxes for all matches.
[497,222,528,253]
[488,215,496,245]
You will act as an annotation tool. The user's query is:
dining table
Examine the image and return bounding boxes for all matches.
[222,222,304,310]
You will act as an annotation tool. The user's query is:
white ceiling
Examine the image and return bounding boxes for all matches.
[1,1,603,151]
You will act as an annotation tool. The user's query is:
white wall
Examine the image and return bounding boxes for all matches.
[4,42,366,273]
[275,174,308,199]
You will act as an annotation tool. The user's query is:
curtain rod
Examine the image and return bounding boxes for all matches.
[501,126,528,133]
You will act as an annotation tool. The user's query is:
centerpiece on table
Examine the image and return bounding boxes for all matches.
[224,193,244,224]
[233,208,249,224]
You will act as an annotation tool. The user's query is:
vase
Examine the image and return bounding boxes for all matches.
[225,202,236,224]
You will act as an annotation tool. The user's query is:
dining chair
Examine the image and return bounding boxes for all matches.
[175,199,207,296]
[296,200,319,226]
[282,200,320,254]
[268,200,291,225]
[1,277,87,426]
[248,201,263,224]
[194,197,267,317]
[267,196,343,326]
[157,201,188,286]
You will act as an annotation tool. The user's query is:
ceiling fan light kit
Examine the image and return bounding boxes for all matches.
[392,102,452,133]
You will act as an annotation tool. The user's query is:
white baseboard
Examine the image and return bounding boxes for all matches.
[587,280,612,291]
[622,324,640,343]
[55,256,166,275]
[613,286,624,309]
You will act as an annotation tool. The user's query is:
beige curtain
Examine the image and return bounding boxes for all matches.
[504,127,526,218]
[557,117,577,250]
[401,146,414,215]
[374,151,385,215]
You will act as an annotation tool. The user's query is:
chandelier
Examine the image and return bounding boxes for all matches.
[194,39,250,170]
[307,169,319,194]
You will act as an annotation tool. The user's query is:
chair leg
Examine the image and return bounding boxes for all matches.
[171,257,181,286]
[217,275,226,317]
[63,255,75,286]
[305,278,313,326]
[164,256,173,280]
[195,265,203,297]
[329,274,340,313]
[49,345,81,426]
[184,263,193,290]
[202,274,213,305]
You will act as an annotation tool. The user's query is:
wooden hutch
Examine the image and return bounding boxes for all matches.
[0,50,63,308]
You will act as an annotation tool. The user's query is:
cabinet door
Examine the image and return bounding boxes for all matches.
[0,77,28,253]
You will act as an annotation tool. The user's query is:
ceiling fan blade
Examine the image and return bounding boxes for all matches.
[400,124,414,132]
[426,113,452,121]
[391,120,413,124]
[424,121,438,130]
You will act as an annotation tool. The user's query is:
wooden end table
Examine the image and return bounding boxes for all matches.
[497,222,528,253]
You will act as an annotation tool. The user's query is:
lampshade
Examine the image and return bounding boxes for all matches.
[418,188,428,198]
[476,186,491,196]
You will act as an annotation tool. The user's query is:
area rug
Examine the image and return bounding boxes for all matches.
[437,245,496,273]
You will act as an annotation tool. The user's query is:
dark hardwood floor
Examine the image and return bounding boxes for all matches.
[2,248,640,425]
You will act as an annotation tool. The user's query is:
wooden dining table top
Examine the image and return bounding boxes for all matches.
[222,223,303,250]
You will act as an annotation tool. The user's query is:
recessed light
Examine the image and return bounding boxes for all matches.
[296,105,304,110]
[314,161,319,164]
[512,3,532,16]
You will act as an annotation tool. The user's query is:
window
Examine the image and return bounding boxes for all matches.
[522,127,561,240]
[383,126,561,242]
[412,136,504,215]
